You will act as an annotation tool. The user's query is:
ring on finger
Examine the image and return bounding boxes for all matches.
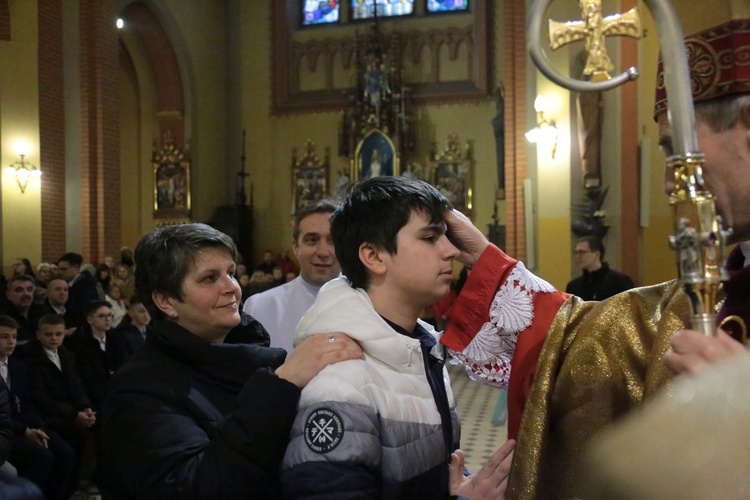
[327,334,336,343]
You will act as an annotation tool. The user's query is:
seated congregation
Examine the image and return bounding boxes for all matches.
[0,241,307,497]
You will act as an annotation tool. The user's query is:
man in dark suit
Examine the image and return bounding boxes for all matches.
[0,315,75,499]
[41,278,79,336]
[0,276,45,343]
[565,236,635,301]
[56,253,99,329]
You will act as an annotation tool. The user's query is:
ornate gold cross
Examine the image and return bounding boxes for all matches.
[549,0,642,81]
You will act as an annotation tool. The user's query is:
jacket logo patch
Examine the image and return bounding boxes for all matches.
[304,408,344,454]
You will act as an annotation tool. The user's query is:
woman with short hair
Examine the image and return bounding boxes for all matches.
[97,223,362,498]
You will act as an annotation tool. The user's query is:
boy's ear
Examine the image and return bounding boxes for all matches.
[358,242,387,276]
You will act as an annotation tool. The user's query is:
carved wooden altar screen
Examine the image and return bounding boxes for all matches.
[271,0,529,260]
[341,22,411,180]
[272,1,492,113]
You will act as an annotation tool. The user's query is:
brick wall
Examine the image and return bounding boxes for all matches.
[35,0,185,266]
[38,0,122,265]
[38,0,66,263]
[503,0,527,261]
[79,0,120,264]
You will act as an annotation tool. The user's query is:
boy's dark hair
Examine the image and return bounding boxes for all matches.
[128,294,144,307]
[84,300,112,318]
[578,235,605,259]
[58,252,83,268]
[38,314,65,328]
[0,315,19,330]
[331,176,451,290]
[134,223,238,320]
[293,199,340,241]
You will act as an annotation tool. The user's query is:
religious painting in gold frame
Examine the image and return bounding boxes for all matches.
[152,135,191,221]
[353,129,399,180]
[429,134,474,217]
[292,140,330,215]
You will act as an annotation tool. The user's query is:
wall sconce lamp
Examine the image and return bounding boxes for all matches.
[525,95,558,158]
[4,154,41,193]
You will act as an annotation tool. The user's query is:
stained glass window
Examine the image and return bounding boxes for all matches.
[302,0,340,26]
[426,0,469,13]
[351,0,414,20]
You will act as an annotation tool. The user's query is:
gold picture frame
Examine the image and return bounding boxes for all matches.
[153,133,191,221]
[429,134,474,217]
[352,128,399,180]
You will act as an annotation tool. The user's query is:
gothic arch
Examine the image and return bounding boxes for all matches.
[118,1,187,148]
[116,0,195,241]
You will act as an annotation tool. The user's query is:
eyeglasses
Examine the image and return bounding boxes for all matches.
[573,250,591,255]
[93,313,114,320]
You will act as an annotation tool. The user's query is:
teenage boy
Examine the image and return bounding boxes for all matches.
[24,315,96,449]
[0,375,43,498]
[67,301,129,413]
[281,177,513,499]
[0,315,76,498]
[56,253,99,328]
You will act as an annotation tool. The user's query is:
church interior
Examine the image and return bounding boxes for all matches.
[2,0,750,496]
[5,0,734,290]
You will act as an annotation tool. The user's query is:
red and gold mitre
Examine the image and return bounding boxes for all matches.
[653,8,750,119]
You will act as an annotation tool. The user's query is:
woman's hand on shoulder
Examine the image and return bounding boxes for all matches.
[275,333,364,388]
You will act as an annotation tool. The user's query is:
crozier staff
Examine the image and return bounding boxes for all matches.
[97,223,363,498]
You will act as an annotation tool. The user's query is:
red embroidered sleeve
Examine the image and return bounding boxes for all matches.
[441,245,569,437]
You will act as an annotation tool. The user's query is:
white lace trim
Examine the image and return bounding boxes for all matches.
[511,261,556,293]
[452,261,555,390]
